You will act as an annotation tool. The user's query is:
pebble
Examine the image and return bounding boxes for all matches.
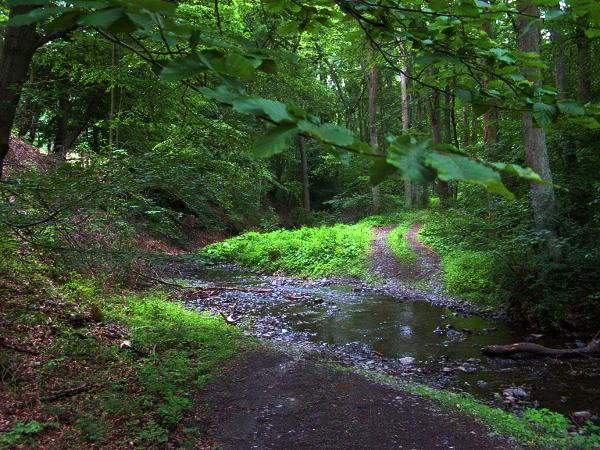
[399,357,415,365]
[502,387,528,399]
[573,411,592,421]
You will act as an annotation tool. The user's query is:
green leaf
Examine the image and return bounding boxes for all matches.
[532,102,557,128]
[298,121,354,146]
[493,163,545,183]
[77,7,124,27]
[556,101,585,116]
[233,99,293,123]
[253,124,298,157]
[426,153,514,199]
[387,136,436,183]
[370,159,397,186]
[454,88,473,102]
[212,53,261,79]
[160,55,205,81]
[6,6,66,26]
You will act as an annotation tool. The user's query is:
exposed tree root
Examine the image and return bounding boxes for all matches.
[482,337,600,358]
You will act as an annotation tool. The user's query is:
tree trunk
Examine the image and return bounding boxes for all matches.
[298,135,311,210]
[368,64,381,213]
[400,54,418,208]
[0,6,39,179]
[576,17,591,105]
[462,106,471,147]
[108,42,117,146]
[430,88,449,206]
[53,97,69,159]
[482,18,498,159]
[550,31,567,97]
[550,29,575,168]
[517,0,561,261]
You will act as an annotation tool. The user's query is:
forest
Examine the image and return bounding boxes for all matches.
[1,0,600,448]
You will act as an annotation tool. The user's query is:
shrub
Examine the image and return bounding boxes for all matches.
[202,224,373,279]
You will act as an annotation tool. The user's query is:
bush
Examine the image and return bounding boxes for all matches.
[442,250,504,306]
[202,224,373,279]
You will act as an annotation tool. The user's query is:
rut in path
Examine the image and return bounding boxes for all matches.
[371,223,444,296]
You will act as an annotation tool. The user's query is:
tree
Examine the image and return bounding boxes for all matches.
[516,0,561,261]
[367,60,381,213]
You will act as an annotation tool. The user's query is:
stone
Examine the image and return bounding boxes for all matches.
[502,387,528,399]
[398,357,415,365]
[573,411,592,421]
[476,380,489,388]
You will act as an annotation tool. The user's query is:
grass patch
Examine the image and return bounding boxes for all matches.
[202,223,373,279]
[418,209,508,307]
[387,223,417,264]
[0,269,242,448]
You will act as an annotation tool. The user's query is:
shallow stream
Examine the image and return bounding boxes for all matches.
[185,265,600,417]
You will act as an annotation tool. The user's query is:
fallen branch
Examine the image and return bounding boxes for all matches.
[0,336,40,355]
[132,269,272,294]
[482,338,600,358]
[41,384,98,402]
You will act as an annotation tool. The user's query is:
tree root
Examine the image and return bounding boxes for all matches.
[481,337,600,358]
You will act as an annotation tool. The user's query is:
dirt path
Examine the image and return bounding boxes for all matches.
[197,350,515,450]
[371,223,444,296]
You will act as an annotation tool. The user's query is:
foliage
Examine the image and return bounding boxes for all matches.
[0,421,51,449]
[202,224,373,279]
[0,249,241,448]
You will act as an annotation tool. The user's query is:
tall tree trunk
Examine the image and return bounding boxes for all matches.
[576,17,591,105]
[108,42,117,146]
[482,18,498,159]
[517,0,561,261]
[0,6,39,179]
[430,87,449,206]
[400,54,418,208]
[368,64,381,213]
[53,97,69,159]
[298,135,311,210]
[550,30,567,97]
[462,106,471,147]
[550,29,575,168]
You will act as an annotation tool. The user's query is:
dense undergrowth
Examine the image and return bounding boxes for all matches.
[0,237,241,448]
[202,223,374,279]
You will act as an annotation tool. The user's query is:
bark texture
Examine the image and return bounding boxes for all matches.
[429,87,449,206]
[0,6,39,178]
[368,65,381,213]
[482,18,498,158]
[298,135,310,210]
[517,0,561,261]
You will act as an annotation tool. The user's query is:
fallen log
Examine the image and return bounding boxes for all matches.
[482,338,600,358]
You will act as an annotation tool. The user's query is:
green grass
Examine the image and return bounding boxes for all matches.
[417,209,508,307]
[0,271,242,448]
[387,219,418,264]
[202,223,374,279]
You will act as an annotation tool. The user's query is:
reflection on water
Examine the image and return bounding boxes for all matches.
[190,266,600,415]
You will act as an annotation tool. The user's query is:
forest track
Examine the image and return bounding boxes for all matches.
[371,223,444,296]
[196,350,516,450]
